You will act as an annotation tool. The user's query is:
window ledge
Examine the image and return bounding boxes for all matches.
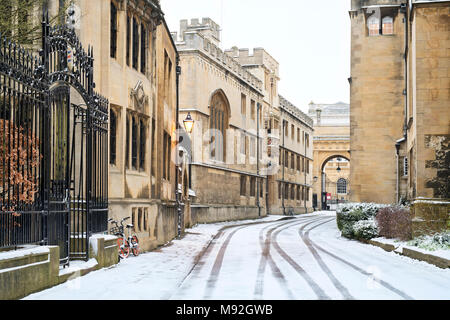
[109,165,122,174]
[126,170,149,177]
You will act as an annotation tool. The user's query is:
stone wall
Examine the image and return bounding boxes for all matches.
[408,3,450,200]
[411,199,450,237]
[0,234,118,300]
[191,205,264,224]
[108,200,181,252]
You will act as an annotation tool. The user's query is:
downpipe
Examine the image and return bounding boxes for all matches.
[176,55,182,239]
[394,3,409,204]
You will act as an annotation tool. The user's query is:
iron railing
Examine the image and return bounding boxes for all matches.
[0,13,109,264]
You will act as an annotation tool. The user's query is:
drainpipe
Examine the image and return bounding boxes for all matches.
[176,54,182,238]
[281,116,285,215]
[393,3,408,204]
[401,3,409,139]
[304,134,307,213]
[395,142,401,204]
[257,102,261,217]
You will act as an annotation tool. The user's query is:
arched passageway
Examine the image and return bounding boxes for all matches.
[318,154,350,210]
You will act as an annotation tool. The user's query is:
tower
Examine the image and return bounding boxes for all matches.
[348,0,406,204]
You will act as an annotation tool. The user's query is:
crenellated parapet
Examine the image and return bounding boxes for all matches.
[279,95,314,128]
[225,46,280,78]
[173,18,263,92]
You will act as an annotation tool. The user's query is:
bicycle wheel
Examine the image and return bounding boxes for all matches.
[117,237,130,259]
[131,235,140,256]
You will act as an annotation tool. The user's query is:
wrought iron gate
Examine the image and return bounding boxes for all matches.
[0,13,109,265]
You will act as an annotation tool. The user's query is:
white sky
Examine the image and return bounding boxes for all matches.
[161,0,351,113]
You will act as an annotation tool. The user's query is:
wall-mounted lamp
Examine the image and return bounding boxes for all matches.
[183,112,194,134]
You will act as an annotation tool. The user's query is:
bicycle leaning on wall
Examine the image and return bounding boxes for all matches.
[108,217,140,259]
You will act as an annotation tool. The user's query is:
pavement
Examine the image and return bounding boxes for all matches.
[24,211,450,300]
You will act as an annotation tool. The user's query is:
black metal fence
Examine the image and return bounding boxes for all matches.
[0,14,108,264]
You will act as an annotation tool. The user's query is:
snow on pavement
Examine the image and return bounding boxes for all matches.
[24,215,282,300]
[24,212,450,300]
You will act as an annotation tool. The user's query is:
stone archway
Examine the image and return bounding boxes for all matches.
[312,151,351,210]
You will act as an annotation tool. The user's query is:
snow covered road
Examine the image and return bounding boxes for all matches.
[25,212,450,300]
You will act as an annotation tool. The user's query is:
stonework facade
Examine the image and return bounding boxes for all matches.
[349,0,449,234]
[174,18,314,220]
[276,97,314,214]
[309,102,351,209]
[58,0,182,252]
[174,18,266,223]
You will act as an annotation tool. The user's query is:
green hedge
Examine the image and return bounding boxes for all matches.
[336,203,389,240]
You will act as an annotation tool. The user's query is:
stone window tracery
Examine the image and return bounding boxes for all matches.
[210,91,229,162]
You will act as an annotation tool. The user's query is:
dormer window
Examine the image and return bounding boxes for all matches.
[368,16,380,36]
[382,16,394,35]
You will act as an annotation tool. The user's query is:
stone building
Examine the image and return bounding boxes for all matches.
[55,0,184,251]
[308,102,350,210]
[227,46,314,214]
[225,46,285,214]
[173,18,314,220]
[173,18,267,223]
[275,96,314,214]
[349,0,449,235]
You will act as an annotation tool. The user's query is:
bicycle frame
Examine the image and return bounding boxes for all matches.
[108,217,139,258]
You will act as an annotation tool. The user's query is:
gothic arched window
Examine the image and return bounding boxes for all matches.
[368,16,380,36]
[337,178,348,194]
[382,16,393,35]
[209,91,229,162]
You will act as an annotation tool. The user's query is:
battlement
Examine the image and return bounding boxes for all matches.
[224,47,264,60]
[225,46,279,76]
[174,19,263,93]
[279,95,314,128]
[178,18,221,46]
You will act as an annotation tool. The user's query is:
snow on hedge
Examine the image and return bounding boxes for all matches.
[336,202,391,240]
[407,231,450,251]
[336,202,390,216]
[353,218,379,240]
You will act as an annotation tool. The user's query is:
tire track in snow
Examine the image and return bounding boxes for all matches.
[254,219,303,299]
[298,218,355,300]
[305,219,414,300]
[271,217,332,300]
[254,216,327,299]
[167,217,295,299]
[203,218,300,299]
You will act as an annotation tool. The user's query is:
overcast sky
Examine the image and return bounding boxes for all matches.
[161,0,351,113]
